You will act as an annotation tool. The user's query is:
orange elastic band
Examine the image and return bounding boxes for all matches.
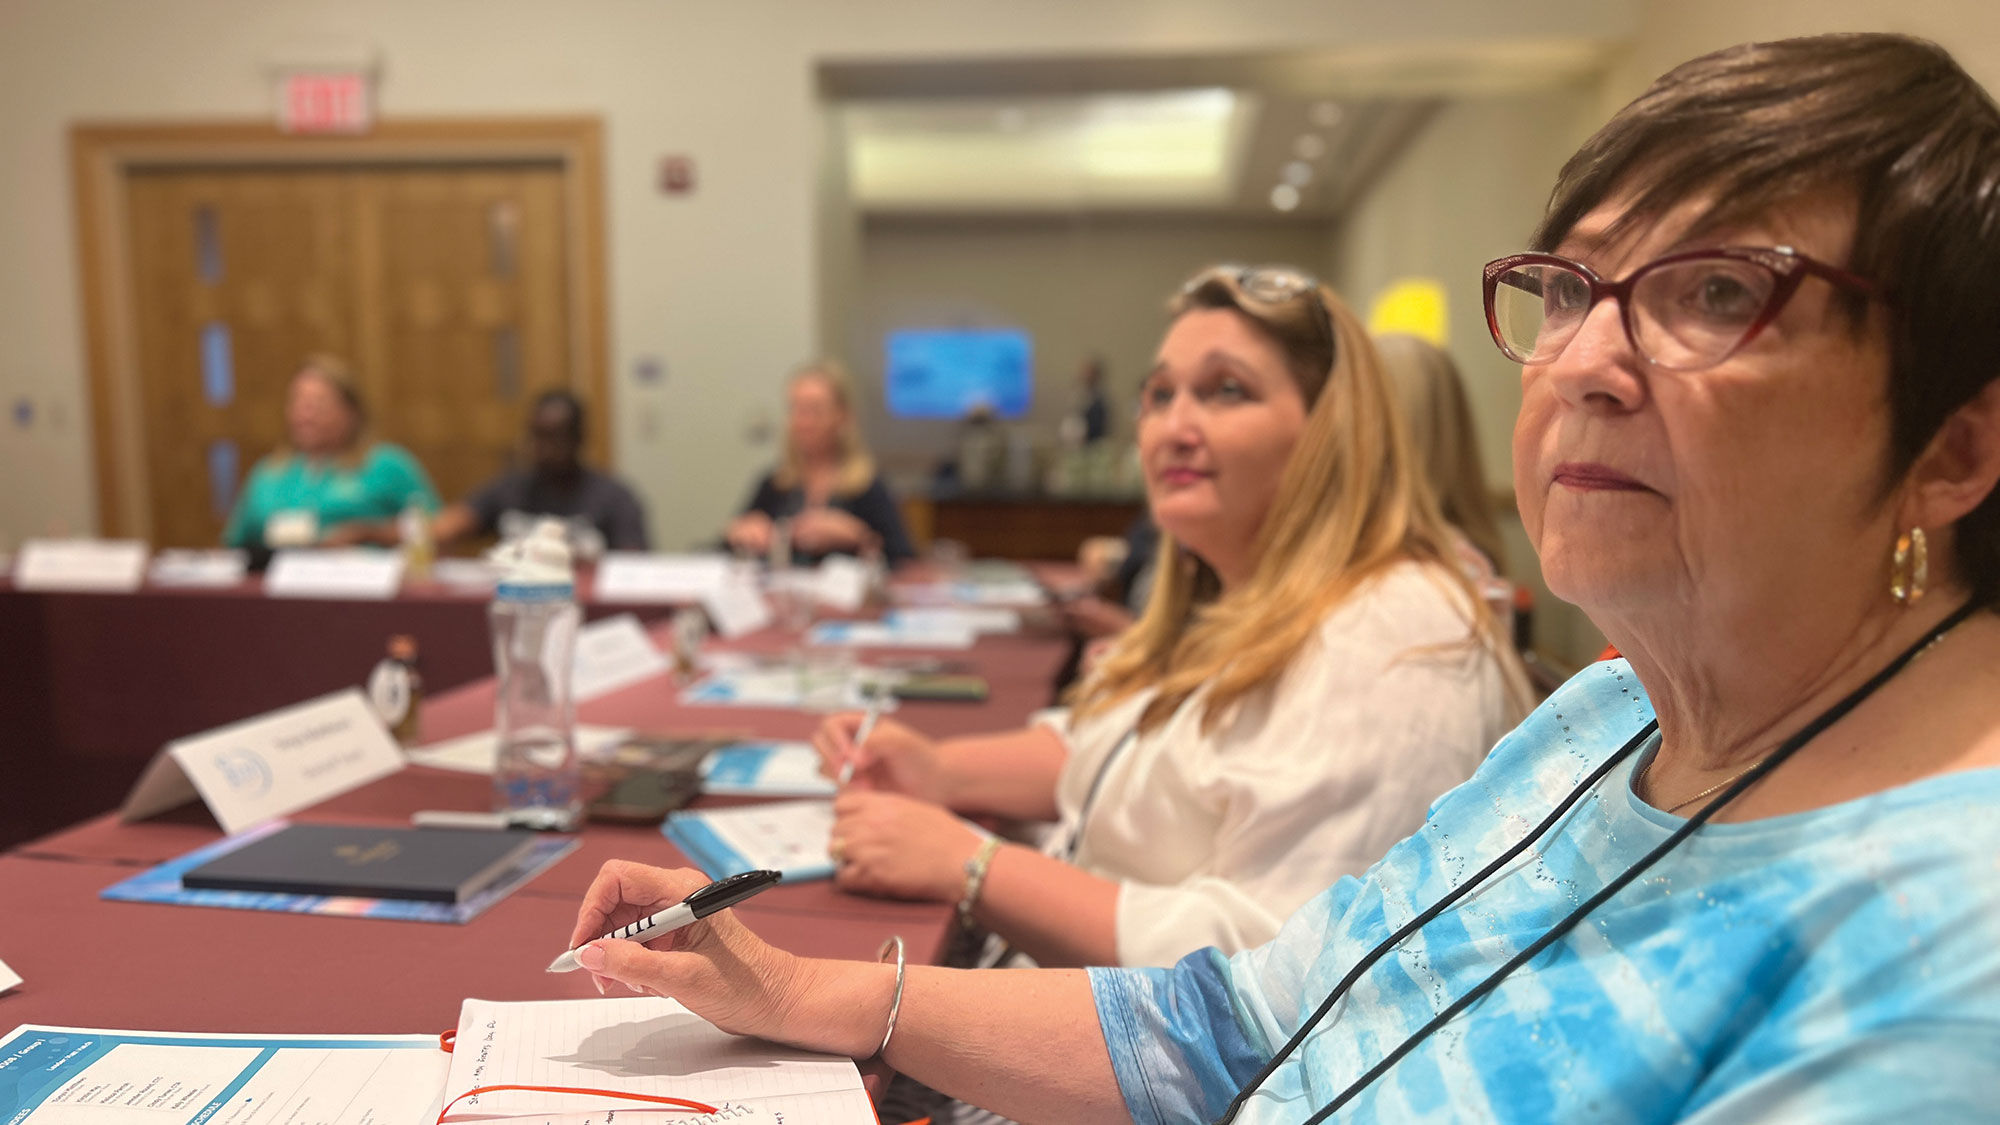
[436,1083,718,1123]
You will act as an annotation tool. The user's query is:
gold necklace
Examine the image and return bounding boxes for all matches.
[1640,754,1769,815]
[1641,607,1978,816]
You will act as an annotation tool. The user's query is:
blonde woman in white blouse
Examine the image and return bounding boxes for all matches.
[813,265,1526,969]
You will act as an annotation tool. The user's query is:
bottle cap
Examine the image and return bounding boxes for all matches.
[492,518,576,600]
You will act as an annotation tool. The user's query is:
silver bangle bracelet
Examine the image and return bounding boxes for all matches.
[874,935,906,1059]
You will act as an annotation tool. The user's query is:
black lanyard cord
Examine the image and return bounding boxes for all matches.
[1219,598,1981,1125]
[1210,720,1658,1125]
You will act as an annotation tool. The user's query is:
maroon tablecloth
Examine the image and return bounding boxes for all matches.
[1,602,1072,1055]
[0,574,676,850]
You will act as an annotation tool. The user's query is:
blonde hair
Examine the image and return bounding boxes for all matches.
[773,360,877,498]
[1373,334,1506,570]
[285,353,372,467]
[1073,268,1512,734]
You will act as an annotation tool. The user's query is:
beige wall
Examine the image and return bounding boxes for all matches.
[1330,89,1605,664]
[1604,0,2000,114]
[0,0,1632,552]
[848,214,1334,478]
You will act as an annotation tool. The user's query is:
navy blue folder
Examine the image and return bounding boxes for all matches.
[180,823,540,904]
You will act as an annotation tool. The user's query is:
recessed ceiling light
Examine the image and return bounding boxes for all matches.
[1309,101,1345,129]
[1294,133,1328,161]
[1282,160,1314,187]
[1270,183,1302,212]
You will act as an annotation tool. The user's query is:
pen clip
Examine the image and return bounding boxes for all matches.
[681,868,782,917]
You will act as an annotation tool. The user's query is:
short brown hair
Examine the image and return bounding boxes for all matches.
[1533,33,2000,600]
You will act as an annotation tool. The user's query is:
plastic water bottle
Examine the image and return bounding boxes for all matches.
[490,519,583,830]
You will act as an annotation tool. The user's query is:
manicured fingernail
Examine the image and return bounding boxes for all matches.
[593,975,607,996]
[625,981,644,994]
[576,942,606,970]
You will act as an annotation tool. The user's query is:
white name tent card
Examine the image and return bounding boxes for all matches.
[429,556,500,589]
[572,613,674,701]
[0,956,19,995]
[13,539,149,592]
[120,689,407,835]
[264,548,405,600]
[594,552,733,603]
[703,569,774,639]
[814,555,871,611]
[147,548,250,587]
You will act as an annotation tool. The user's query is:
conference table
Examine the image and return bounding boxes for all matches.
[0,593,1071,1073]
[0,571,681,850]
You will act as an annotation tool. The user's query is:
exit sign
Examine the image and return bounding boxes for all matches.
[279,72,373,134]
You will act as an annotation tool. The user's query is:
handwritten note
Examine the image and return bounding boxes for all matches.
[120,689,406,835]
[444,997,874,1124]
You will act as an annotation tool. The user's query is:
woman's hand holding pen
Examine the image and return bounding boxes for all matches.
[565,860,807,1041]
[812,713,947,802]
[829,790,982,901]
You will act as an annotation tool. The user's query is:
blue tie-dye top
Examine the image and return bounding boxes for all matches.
[1089,660,2000,1123]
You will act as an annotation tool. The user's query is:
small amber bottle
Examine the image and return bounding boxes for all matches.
[368,634,425,746]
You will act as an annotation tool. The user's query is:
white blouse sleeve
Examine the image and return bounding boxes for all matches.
[1112,568,1505,967]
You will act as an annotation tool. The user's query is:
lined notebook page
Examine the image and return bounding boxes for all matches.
[442,997,874,1124]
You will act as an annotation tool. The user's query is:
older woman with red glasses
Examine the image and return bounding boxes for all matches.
[557,35,2000,1123]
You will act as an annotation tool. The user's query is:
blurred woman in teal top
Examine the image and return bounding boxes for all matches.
[221,355,439,550]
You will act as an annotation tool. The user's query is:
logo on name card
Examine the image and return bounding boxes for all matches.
[212,748,274,796]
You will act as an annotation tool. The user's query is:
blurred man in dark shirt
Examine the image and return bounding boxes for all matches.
[433,390,648,555]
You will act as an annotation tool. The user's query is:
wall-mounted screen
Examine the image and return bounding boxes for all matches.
[884,328,1032,419]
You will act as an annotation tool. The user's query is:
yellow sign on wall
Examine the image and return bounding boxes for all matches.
[1367,278,1448,346]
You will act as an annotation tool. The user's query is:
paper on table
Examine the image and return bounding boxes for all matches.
[409,725,632,775]
[0,1023,448,1125]
[679,666,889,712]
[0,956,19,994]
[664,799,837,882]
[806,619,976,650]
[443,996,874,1125]
[887,606,1022,635]
[699,741,836,797]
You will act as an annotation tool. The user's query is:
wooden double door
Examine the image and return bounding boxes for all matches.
[122,160,584,547]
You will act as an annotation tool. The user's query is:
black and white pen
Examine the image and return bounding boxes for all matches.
[546,868,782,973]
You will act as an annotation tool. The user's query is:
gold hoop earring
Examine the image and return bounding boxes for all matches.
[1891,527,1928,606]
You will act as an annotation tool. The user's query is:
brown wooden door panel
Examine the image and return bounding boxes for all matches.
[353,162,571,508]
[126,169,355,547]
[122,160,575,547]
